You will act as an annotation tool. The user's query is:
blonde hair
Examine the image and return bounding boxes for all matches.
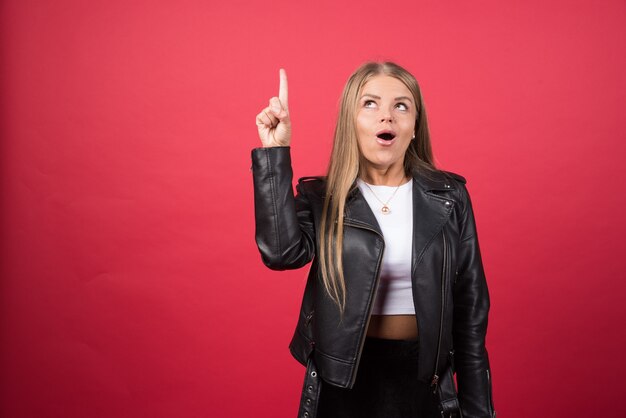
[319,62,436,315]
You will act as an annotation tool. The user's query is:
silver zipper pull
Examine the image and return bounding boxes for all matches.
[304,311,314,326]
[431,374,439,393]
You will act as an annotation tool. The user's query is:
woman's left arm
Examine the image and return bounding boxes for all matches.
[452,184,496,418]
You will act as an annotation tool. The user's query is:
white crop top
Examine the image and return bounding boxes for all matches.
[357,179,414,315]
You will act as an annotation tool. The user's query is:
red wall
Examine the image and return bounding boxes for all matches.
[1,1,625,417]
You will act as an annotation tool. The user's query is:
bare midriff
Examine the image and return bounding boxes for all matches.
[366,314,418,340]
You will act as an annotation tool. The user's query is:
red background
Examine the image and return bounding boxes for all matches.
[1,1,625,417]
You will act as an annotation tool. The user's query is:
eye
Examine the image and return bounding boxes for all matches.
[395,102,409,111]
[363,100,377,108]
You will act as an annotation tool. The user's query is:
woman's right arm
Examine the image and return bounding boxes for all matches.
[252,147,316,270]
[252,70,316,270]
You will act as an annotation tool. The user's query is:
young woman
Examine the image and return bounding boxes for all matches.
[252,62,495,418]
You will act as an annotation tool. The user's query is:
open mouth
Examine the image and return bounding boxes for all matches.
[376,131,396,141]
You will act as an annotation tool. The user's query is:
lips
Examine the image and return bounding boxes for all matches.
[376,130,396,140]
[375,129,397,146]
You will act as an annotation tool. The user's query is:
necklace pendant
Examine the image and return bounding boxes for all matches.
[381,205,391,215]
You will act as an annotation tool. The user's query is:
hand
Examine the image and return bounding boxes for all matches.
[256,69,291,147]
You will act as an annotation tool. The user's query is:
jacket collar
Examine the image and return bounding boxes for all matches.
[412,169,459,193]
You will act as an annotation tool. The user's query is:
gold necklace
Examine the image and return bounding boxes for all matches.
[362,179,406,215]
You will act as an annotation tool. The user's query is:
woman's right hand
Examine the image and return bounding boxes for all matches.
[256,69,291,147]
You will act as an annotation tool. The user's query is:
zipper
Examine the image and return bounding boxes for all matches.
[431,230,448,392]
[486,369,496,417]
[343,220,385,388]
[304,310,315,327]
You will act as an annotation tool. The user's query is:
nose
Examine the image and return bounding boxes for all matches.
[380,113,393,123]
[380,107,393,123]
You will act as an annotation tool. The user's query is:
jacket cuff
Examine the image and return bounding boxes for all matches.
[251,146,291,164]
[457,367,496,418]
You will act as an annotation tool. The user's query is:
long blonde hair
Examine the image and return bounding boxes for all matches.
[319,62,436,315]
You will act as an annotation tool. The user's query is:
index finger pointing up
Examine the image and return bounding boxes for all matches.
[279,68,289,109]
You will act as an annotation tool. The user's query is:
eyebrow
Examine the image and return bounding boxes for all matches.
[361,93,414,103]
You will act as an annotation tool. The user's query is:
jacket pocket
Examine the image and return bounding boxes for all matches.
[289,310,316,367]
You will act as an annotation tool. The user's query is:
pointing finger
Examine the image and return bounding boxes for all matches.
[279,68,288,109]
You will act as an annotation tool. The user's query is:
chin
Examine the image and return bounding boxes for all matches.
[366,157,401,169]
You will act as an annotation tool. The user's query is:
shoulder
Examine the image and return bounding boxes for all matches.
[441,170,467,185]
[298,175,325,183]
[296,176,326,198]
[412,168,472,212]
[412,168,467,190]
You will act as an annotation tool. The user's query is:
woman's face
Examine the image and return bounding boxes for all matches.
[355,75,417,174]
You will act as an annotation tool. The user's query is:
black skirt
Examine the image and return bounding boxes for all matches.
[317,337,440,418]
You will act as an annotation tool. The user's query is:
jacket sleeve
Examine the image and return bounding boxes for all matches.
[453,184,496,418]
[252,146,316,270]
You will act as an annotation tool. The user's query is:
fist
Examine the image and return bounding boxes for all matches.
[256,69,291,147]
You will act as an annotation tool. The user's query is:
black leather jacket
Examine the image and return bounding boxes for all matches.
[252,147,495,418]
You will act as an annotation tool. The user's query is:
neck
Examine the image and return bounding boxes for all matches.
[360,163,408,186]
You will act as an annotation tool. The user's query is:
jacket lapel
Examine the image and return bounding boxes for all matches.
[411,172,455,273]
[343,186,383,235]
